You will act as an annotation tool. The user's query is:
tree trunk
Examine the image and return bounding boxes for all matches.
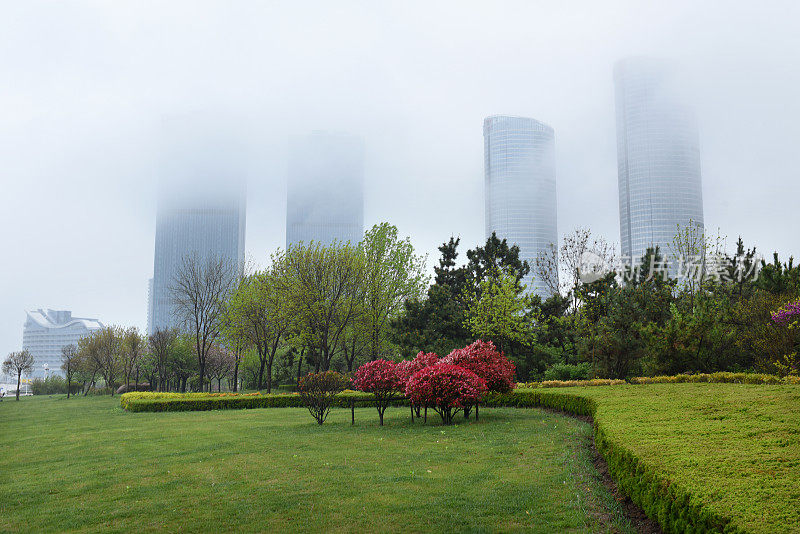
[296,349,303,384]
[15,371,21,401]
[233,359,239,392]
[257,354,266,390]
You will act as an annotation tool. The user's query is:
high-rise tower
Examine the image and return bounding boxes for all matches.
[286,132,364,248]
[484,115,557,297]
[614,57,704,264]
[150,123,246,332]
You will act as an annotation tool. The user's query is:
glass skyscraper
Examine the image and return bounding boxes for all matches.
[484,116,558,297]
[286,132,364,248]
[614,57,704,264]
[150,124,246,333]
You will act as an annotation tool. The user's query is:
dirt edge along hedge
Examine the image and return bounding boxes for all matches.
[121,387,751,532]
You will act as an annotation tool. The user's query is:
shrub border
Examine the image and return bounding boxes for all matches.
[119,391,402,413]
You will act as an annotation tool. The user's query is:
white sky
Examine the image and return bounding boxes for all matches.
[2,1,799,356]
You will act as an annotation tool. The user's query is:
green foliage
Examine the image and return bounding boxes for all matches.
[542,362,591,381]
[392,234,541,378]
[120,390,380,412]
[29,375,82,395]
[360,222,429,360]
[298,371,351,424]
[463,274,538,353]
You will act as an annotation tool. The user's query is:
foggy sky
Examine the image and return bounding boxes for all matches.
[2,1,799,357]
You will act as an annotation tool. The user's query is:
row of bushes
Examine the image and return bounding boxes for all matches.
[29,376,83,395]
[629,372,800,385]
[518,371,800,389]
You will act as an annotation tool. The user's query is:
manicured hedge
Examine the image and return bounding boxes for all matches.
[629,371,798,385]
[518,371,799,389]
[120,390,402,413]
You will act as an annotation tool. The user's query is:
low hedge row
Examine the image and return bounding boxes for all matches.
[518,379,627,389]
[629,371,799,385]
[517,371,799,389]
[120,390,403,413]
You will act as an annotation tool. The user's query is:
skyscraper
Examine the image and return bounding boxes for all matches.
[484,115,557,297]
[150,123,246,333]
[22,309,103,378]
[614,57,704,264]
[286,132,364,248]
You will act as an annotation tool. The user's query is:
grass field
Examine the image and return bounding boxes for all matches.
[0,396,630,533]
[558,383,800,533]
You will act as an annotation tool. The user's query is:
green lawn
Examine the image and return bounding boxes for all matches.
[0,396,629,533]
[557,383,800,533]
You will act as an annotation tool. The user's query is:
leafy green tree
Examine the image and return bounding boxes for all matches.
[120,327,144,389]
[60,344,78,399]
[276,241,365,372]
[465,232,529,290]
[392,234,531,359]
[464,274,538,354]
[170,253,238,391]
[361,223,428,361]
[224,268,292,392]
[2,350,34,400]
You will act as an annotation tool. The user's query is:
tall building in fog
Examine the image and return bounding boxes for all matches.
[150,121,246,333]
[614,57,704,263]
[484,116,557,297]
[286,132,364,248]
[22,309,103,378]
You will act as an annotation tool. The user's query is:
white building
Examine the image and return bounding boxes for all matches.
[484,115,558,297]
[22,309,103,378]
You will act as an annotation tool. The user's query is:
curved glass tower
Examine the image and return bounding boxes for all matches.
[614,57,704,264]
[484,116,557,297]
[286,132,364,248]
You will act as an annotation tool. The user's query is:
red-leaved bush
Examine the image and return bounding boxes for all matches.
[405,364,488,425]
[353,359,400,425]
[442,340,516,393]
[396,351,440,388]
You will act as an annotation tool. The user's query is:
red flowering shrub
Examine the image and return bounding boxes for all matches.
[405,364,487,425]
[442,340,516,393]
[396,351,440,388]
[353,359,400,425]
